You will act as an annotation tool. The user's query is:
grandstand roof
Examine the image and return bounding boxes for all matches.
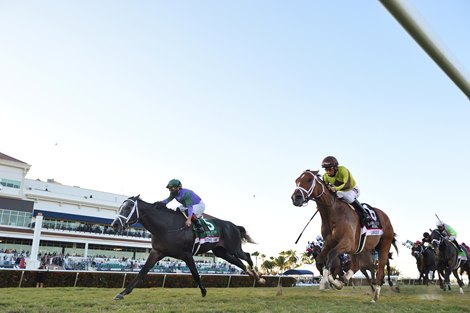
[0,152,28,164]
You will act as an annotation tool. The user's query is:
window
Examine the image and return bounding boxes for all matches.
[0,209,32,227]
[0,179,21,189]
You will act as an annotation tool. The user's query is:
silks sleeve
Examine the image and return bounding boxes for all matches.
[182,191,194,217]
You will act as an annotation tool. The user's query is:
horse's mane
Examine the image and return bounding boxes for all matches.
[151,201,181,216]
[129,196,180,217]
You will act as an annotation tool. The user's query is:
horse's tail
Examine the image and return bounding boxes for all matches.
[238,226,256,244]
[392,233,399,256]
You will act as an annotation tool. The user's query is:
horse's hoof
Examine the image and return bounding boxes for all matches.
[113,294,124,301]
[201,288,207,297]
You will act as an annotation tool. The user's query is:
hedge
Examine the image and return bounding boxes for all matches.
[0,269,296,288]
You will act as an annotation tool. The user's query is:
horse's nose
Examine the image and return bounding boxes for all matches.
[111,218,121,231]
[291,193,302,206]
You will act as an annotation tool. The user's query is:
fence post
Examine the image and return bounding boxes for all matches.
[162,274,167,288]
[74,272,79,287]
[122,273,127,289]
[19,270,25,288]
[227,275,232,288]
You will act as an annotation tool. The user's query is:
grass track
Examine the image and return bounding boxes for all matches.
[0,285,470,313]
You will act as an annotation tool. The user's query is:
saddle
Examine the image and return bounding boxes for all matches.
[190,218,220,244]
[360,203,382,230]
[354,204,384,254]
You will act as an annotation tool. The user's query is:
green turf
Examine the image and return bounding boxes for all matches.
[0,285,469,313]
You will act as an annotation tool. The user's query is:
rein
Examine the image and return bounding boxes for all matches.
[295,170,326,205]
[115,198,190,233]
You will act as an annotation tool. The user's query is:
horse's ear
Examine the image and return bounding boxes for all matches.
[136,194,140,199]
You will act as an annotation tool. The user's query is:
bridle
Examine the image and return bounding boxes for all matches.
[114,198,140,228]
[412,244,424,257]
[294,170,326,205]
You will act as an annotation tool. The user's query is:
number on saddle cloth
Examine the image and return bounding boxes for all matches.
[361,203,382,230]
[361,203,377,221]
[193,217,219,238]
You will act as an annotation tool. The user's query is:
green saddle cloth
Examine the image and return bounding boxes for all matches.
[192,217,219,238]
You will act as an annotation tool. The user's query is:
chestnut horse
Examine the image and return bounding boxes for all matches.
[292,170,397,302]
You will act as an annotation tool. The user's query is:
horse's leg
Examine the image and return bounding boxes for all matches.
[423,270,429,286]
[437,268,445,290]
[325,249,344,290]
[212,247,264,284]
[444,265,452,291]
[181,253,207,297]
[452,269,465,294]
[114,249,162,300]
[385,258,399,292]
[371,244,391,303]
[237,248,266,284]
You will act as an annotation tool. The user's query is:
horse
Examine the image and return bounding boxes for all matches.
[110,195,264,300]
[428,229,467,292]
[292,170,398,302]
[307,242,376,291]
[410,241,438,286]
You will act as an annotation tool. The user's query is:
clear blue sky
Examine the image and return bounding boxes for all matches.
[1,0,469,277]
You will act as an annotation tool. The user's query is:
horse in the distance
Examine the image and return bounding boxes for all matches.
[292,170,398,302]
[427,229,468,292]
[111,195,264,300]
[307,241,376,291]
[460,243,470,288]
[410,241,438,286]
[306,241,397,292]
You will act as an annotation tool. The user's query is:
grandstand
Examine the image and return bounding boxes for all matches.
[0,152,231,273]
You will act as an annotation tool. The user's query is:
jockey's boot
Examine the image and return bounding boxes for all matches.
[192,218,205,237]
[350,200,371,227]
[453,239,466,257]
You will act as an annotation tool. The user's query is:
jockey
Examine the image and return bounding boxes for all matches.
[160,179,205,235]
[321,156,371,227]
[436,220,465,258]
[315,235,324,249]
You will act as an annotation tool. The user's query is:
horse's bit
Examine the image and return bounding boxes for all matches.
[115,199,140,227]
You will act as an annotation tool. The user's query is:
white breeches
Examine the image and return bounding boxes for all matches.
[336,187,360,203]
[179,200,205,218]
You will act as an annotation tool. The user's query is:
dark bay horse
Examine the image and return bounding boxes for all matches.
[411,241,438,286]
[111,195,264,300]
[307,242,397,292]
[292,170,398,302]
[429,229,467,293]
[307,242,376,291]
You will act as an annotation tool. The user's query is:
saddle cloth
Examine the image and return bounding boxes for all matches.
[193,217,220,244]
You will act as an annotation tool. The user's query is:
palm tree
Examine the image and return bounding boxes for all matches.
[251,251,260,270]
[300,251,314,264]
[261,259,275,274]
[274,255,287,274]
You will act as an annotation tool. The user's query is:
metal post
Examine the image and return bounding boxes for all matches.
[379,0,470,100]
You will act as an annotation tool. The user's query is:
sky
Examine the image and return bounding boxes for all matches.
[1,0,469,278]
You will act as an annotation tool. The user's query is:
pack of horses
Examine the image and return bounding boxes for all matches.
[108,169,468,303]
[418,229,470,292]
[306,241,396,293]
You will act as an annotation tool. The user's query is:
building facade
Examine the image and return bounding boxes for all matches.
[0,152,216,270]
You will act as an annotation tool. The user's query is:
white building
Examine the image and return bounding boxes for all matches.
[0,152,217,270]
